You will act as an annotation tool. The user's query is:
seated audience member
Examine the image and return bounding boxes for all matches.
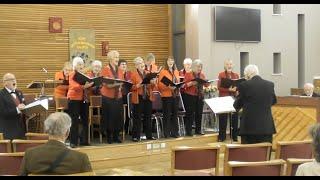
[296,123,320,176]
[19,112,92,176]
[0,73,26,140]
[302,83,320,97]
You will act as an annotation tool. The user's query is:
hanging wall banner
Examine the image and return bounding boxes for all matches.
[69,29,95,68]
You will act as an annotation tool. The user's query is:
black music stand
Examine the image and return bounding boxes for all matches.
[27,80,63,97]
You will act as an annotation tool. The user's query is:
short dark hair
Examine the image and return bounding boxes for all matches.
[118,59,127,66]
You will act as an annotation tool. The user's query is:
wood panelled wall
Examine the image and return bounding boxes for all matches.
[0,4,170,94]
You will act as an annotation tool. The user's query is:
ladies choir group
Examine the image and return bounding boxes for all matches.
[54,50,211,148]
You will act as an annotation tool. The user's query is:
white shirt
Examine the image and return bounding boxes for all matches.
[296,161,320,176]
[5,87,21,114]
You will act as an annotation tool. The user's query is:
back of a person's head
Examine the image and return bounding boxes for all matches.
[310,123,320,162]
[44,112,71,137]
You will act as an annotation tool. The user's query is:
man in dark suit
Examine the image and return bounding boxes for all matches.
[233,65,277,144]
[0,73,26,140]
[302,83,320,97]
[19,112,92,175]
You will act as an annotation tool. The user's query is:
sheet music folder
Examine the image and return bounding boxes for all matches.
[141,73,158,84]
[220,78,246,88]
[204,96,236,114]
[27,80,63,89]
[73,71,103,86]
[21,98,49,116]
[160,76,185,88]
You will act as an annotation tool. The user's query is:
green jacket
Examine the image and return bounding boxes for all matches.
[19,140,92,175]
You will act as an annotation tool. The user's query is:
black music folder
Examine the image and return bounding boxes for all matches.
[101,77,133,90]
[220,78,246,88]
[73,71,102,86]
[160,76,185,88]
[141,72,158,84]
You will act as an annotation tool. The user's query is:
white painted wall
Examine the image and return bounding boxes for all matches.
[186,4,320,96]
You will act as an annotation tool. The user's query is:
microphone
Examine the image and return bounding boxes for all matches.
[42,68,48,73]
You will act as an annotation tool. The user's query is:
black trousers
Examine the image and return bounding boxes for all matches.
[162,97,179,137]
[68,100,89,145]
[218,113,239,140]
[132,96,153,139]
[184,94,204,135]
[102,96,124,141]
[241,135,273,144]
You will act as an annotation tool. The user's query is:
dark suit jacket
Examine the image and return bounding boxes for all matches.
[301,93,320,97]
[233,76,277,135]
[0,88,25,139]
[19,140,92,175]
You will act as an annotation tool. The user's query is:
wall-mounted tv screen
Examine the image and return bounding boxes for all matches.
[215,6,261,42]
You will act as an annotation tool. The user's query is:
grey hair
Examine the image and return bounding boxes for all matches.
[44,112,72,137]
[304,83,314,89]
[309,123,320,162]
[72,57,84,70]
[3,73,15,82]
[192,59,203,72]
[145,53,155,62]
[244,64,259,80]
[91,60,102,67]
[107,50,119,62]
[183,58,192,65]
[134,57,144,67]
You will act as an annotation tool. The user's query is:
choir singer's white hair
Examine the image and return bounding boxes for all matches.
[244,64,259,80]
[72,57,84,70]
[91,60,102,67]
[183,58,192,65]
[134,57,144,67]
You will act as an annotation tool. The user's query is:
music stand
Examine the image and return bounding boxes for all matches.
[27,80,63,97]
[21,98,49,132]
[204,96,237,143]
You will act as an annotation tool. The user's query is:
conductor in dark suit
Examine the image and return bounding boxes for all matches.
[302,83,320,97]
[19,112,92,175]
[233,65,277,144]
[0,73,26,140]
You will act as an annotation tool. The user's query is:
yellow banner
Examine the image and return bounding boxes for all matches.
[69,29,95,68]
